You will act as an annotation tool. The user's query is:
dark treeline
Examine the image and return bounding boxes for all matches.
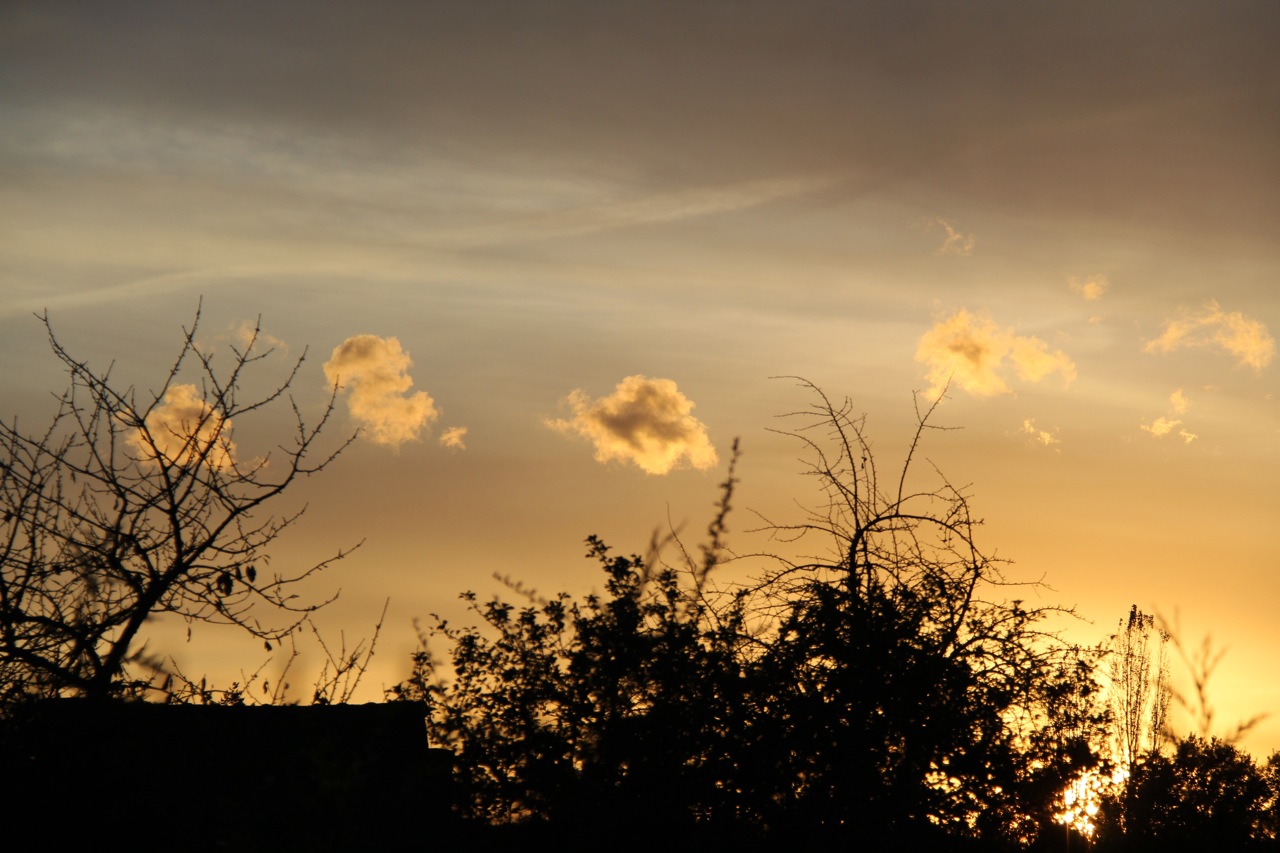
[3,319,1277,849]
[389,387,1280,850]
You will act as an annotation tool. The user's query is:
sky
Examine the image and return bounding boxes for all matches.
[2,1,1278,754]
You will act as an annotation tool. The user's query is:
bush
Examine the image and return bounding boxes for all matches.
[398,383,1107,846]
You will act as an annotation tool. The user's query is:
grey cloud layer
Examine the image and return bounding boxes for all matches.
[6,2,1276,238]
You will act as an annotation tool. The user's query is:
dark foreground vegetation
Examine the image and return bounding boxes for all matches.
[3,315,1278,849]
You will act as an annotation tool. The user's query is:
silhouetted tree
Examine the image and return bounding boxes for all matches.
[741,381,1104,845]
[1159,610,1267,745]
[1098,736,1273,850]
[1109,606,1171,771]
[400,383,1106,846]
[0,307,355,706]
[394,451,755,835]
[1262,751,1280,843]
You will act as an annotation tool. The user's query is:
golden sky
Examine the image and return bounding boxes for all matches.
[2,2,1277,753]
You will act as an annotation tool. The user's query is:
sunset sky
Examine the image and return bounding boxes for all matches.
[2,2,1277,754]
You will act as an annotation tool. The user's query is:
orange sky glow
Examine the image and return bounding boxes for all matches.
[2,2,1278,756]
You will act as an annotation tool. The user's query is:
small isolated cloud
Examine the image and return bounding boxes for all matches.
[323,335,439,448]
[547,375,717,475]
[1021,418,1060,447]
[231,319,288,355]
[130,383,236,470]
[439,426,468,450]
[1070,274,1110,302]
[1141,389,1199,444]
[1141,416,1181,438]
[925,218,976,256]
[1139,416,1198,444]
[916,309,1077,400]
[1144,301,1275,372]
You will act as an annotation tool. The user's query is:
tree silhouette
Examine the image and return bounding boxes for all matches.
[394,457,754,835]
[399,382,1107,846]
[1108,606,1171,771]
[741,381,1104,845]
[0,307,355,706]
[1098,735,1273,849]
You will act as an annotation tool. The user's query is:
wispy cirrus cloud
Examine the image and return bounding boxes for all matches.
[923,218,975,257]
[1144,301,1274,372]
[916,309,1077,400]
[426,175,831,248]
[130,384,236,470]
[547,375,717,475]
[323,335,441,448]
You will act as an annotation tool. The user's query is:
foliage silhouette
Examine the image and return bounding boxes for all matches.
[396,381,1108,846]
[1159,610,1268,746]
[1108,606,1171,771]
[0,307,356,706]
[1096,736,1275,850]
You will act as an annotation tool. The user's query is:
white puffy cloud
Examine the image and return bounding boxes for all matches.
[1070,274,1109,301]
[916,309,1077,400]
[1144,301,1275,372]
[547,375,717,475]
[1169,388,1191,415]
[439,426,468,450]
[130,383,236,470]
[323,335,439,448]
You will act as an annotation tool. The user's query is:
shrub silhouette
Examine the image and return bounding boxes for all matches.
[1096,736,1274,850]
[397,381,1108,846]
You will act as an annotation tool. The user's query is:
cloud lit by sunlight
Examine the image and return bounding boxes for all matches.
[1021,418,1060,447]
[926,218,975,256]
[129,383,236,470]
[323,335,439,448]
[1141,416,1180,438]
[1070,274,1109,301]
[916,309,1077,400]
[1144,301,1275,371]
[231,319,288,355]
[1140,416,1197,443]
[547,375,717,475]
[439,426,468,450]
[1141,390,1198,443]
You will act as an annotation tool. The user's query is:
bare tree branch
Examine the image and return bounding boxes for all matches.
[1,306,358,705]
